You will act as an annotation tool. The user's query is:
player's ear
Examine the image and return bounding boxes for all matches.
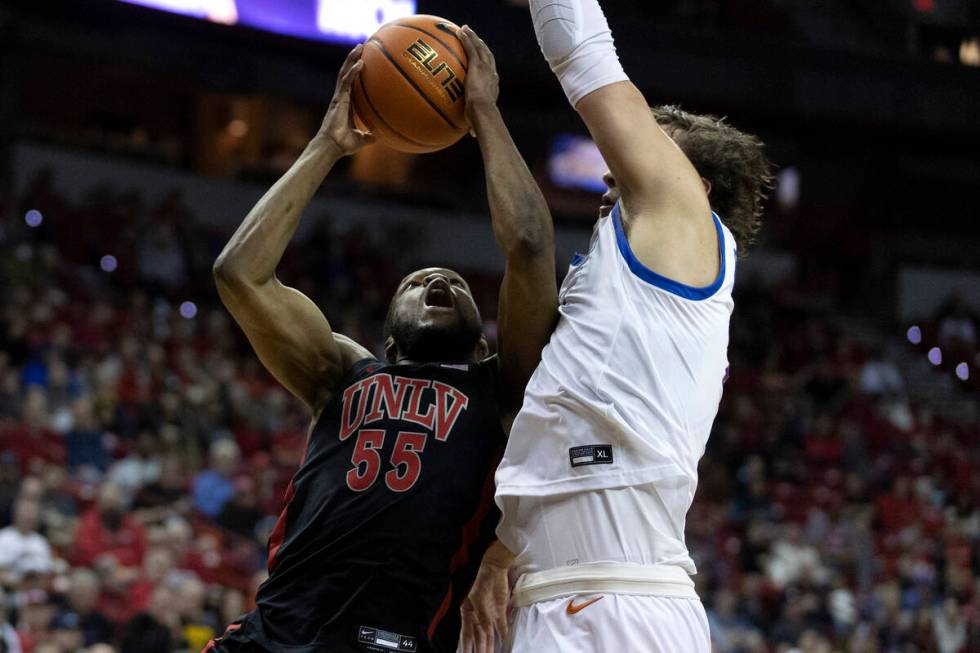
[476,335,489,360]
[701,177,712,196]
[384,336,399,363]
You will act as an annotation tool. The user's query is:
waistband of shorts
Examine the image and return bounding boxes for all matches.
[511,563,698,606]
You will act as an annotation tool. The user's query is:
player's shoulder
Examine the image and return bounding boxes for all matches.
[340,356,385,387]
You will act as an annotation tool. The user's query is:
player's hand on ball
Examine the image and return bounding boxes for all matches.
[458,26,499,122]
[318,44,375,156]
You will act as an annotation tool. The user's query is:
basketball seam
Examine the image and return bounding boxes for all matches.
[390,23,468,73]
[356,73,436,150]
[368,38,464,132]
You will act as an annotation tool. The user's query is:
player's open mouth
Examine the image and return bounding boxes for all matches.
[424,282,454,308]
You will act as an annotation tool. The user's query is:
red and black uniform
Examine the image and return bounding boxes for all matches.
[207,358,505,653]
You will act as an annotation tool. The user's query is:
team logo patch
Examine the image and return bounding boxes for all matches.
[357,626,417,652]
[569,444,614,467]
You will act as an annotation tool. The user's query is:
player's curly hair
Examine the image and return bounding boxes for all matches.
[651,105,774,252]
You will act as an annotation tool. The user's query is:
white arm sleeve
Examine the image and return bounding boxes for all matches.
[529,0,629,107]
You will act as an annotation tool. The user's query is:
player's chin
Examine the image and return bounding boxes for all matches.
[418,306,461,327]
[599,204,614,218]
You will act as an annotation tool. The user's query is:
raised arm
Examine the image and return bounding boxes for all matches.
[459,27,558,414]
[213,47,373,414]
[529,0,718,287]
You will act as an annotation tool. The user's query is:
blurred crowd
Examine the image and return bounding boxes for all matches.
[0,171,978,653]
[694,282,979,652]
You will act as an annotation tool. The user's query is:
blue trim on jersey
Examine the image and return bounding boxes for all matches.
[570,252,586,267]
[611,202,726,300]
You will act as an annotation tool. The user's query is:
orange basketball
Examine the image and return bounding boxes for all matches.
[352,15,469,154]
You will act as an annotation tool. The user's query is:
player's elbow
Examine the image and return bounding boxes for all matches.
[212,255,236,284]
[504,221,554,259]
[212,254,251,291]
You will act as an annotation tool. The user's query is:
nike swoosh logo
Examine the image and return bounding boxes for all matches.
[566,596,604,615]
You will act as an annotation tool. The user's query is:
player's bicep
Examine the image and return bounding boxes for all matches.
[215,278,354,410]
[576,82,706,212]
[496,254,558,412]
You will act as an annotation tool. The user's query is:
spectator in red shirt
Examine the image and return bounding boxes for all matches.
[128,547,176,616]
[73,483,147,569]
[0,388,65,474]
[875,475,921,534]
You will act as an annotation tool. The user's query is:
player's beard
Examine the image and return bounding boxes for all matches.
[389,318,483,364]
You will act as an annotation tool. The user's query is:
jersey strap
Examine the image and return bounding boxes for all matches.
[611,202,727,301]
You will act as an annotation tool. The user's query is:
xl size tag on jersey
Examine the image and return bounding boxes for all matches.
[357,626,417,652]
[569,445,614,467]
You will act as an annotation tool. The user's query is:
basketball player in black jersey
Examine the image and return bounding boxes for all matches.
[206,28,557,653]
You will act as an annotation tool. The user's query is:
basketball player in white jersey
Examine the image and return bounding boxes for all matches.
[458,2,773,652]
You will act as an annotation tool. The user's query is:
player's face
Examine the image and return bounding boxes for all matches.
[600,170,620,218]
[385,268,485,363]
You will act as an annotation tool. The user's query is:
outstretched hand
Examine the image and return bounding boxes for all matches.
[458,25,500,131]
[317,44,375,156]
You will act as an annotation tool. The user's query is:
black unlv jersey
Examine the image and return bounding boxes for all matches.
[236,357,506,653]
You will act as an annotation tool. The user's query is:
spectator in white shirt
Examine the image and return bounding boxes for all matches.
[858,347,904,397]
[932,597,967,653]
[106,431,162,493]
[0,498,53,581]
[765,522,829,589]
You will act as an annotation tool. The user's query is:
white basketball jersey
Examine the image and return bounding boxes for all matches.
[495,202,737,574]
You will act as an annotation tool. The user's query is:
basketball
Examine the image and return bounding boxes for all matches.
[352,15,469,154]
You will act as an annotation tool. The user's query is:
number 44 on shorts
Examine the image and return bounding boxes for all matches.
[346,430,427,493]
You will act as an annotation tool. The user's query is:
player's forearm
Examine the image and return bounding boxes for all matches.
[469,102,554,258]
[214,136,343,285]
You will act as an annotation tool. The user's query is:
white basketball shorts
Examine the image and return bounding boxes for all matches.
[506,593,709,653]
[503,564,710,653]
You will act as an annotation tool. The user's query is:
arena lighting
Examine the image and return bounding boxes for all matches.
[24,209,42,227]
[928,347,942,366]
[955,363,970,381]
[961,38,980,66]
[179,301,198,319]
[906,325,922,344]
[549,134,607,193]
[100,255,118,272]
[776,166,800,211]
[116,0,417,43]
[227,119,249,137]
